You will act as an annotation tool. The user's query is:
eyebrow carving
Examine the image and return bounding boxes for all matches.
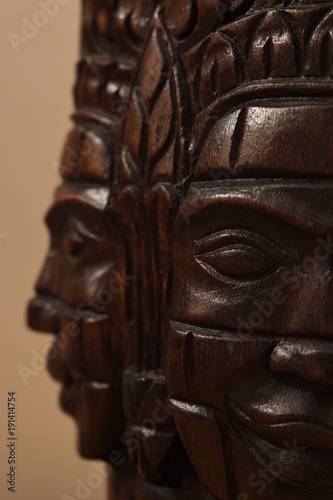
[45,198,104,230]
[182,180,333,232]
[54,182,110,209]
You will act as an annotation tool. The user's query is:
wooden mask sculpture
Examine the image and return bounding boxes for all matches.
[28,0,333,499]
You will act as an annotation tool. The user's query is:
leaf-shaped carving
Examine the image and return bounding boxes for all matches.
[164,0,198,39]
[305,9,333,78]
[120,11,191,188]
[196,33,243,109]
[247,11,300,79]
[147,78,175,167]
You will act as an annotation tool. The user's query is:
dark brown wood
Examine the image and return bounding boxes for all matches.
[27,0,333,498]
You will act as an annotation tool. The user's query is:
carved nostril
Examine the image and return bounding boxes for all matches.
[270,340,333,388]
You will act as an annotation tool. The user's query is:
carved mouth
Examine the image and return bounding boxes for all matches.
[225,398,333,452]
[59,378,124,459]
[60,379,110,416]
[171,397,333,492]
[59,380,79,415]
[28,295,124,458]
[224,400,333,490]
[27,294,112,387]
[27,294,107,332]
[27,295,61,334]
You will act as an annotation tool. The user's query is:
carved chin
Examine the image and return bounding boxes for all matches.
[169,398,333,499]
[27,294,125,458]
[60,380,124,459]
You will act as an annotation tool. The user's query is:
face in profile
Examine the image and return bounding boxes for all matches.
[27,134,128,458]
[166,100,333,499]
[26,0,156,463]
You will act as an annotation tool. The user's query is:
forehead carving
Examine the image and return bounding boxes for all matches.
[116,2,333,192]
[194,101,333,179]
[179,180,333,230]
[53,183,110,209]
[56,122,115,187]
[174,4,333,174]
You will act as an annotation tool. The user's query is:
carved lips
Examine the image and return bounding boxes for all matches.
[28,292,125,458]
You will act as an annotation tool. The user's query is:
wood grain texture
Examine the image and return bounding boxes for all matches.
[27,0,333,498]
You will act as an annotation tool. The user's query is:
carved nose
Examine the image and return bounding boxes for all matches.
[27,249,61,333]
[35,249,60,298]
[270,340,333,388]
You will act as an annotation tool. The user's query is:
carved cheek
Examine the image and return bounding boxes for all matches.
[166,321,273,408]
[60,261,123,312]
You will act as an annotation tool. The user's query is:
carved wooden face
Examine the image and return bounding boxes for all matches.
[27,0,333,495]
[165,101,333,499]
[27,182,127,458]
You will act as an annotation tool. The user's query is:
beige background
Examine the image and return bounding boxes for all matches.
[1,1,106,498]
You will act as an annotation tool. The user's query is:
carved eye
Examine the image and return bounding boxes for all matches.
[63,228,86,257]
[62,220,98,257]
[195,229,286,281]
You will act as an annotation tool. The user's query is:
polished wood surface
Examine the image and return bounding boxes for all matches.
[28,0,333,498]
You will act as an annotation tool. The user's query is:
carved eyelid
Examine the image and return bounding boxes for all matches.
[62,220,105,259]
[64,219,103,243]
[194,228,288,263]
